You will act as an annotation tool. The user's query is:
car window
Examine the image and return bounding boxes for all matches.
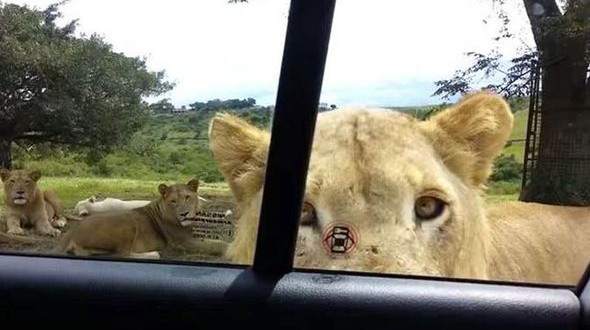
[0,0,287,264]
[2,0,589,289]
[216,0,590,286]
[302,0,590,286]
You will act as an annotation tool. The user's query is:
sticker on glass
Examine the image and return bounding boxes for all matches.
[322,223,358,255]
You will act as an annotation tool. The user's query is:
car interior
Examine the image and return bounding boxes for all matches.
[1,1,589,329]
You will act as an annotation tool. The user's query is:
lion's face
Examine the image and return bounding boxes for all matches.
[294,110,485,276]
[158,179,202,226]
[209,92,513,279]
[74,196,96,216]
[0,169,42,206]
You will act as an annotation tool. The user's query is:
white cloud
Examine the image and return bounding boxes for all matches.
[322,0,533,107]
[6,0,534,108]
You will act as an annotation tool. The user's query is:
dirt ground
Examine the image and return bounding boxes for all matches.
[0,194,237,264]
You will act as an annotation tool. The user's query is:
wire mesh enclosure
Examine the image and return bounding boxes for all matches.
[520,63,590,206]
[521,61,543,194]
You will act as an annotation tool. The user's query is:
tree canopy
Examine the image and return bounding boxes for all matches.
[0,2,173,168]
[433,0,589,205]
[189,98,257,112]
[433,0,588,100]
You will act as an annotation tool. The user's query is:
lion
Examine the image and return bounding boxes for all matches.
[53,179,227,259]
[208,91,590,285]
[74,195,209,217]
[1,169,65,239]
[74,196,152,216]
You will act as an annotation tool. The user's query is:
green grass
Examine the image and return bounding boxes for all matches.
[510,110,528,140]
[6,106,526,210]
[485,194,519,203]
[0,177,230,211]
[502,110,528,163]
[0,176,517,214]
[484,180,520,204]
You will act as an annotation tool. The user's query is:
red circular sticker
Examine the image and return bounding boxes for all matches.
[322,223,359,255]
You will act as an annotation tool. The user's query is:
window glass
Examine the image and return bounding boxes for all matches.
[3,0,590,288]
[0,0,287,263]
[222,0,590,286]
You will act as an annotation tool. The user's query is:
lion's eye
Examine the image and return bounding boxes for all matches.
[170,200,177,205]
[300,202,318,226]
[9,179,15,184]
[414,196,446,221]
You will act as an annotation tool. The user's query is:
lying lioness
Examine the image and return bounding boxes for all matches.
[74,195,209,217]
[74,196,151,216]
[54,179,226,259]
[1,168,65,238]
[209,91,590,285]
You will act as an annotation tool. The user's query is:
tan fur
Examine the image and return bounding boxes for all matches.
[1,169,63,238]
[53,179,226,258]
[486,201,590,284]
[209,91,590,285]
[208,114,270,205]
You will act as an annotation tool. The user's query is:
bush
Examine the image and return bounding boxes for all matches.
[92,159,113,176]
[169,151,183,165]
[123,135,157,157]
[490,154,522,182]
[488,181,521,195]
[508,97,529,113]
[16,157,91,177]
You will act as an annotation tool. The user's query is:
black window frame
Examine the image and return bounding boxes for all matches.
[1,1,590,329]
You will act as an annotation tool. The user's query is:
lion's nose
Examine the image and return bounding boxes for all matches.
[16,190,25,195]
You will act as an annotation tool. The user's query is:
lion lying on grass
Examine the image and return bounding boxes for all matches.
[74,196,151,216]
[74,195,209,217]
[209,91,590,285]
[1,169,65,242]
[53,178,226,259]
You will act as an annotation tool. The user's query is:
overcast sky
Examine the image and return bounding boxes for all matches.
[7,0,533,108]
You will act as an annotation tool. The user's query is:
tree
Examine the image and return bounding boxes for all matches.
[189,97,257,112]
[148,99,175,114]
[433,0,589,205]
[0,2,173,169]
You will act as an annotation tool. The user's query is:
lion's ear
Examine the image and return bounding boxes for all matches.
[89,196,96,203]
[0,168,10,182]
[187,178,200,192]
[420,91,513,187]
[158,184,169,196]
[208,113,270,203]
[29,170,42,182]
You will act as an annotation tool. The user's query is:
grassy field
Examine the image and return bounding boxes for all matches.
[0,177,231,212]
[485,193,519,203]
[503,109,528,162]
[0,176,518,215]
[5,107,529,212]
[0,176,518,263]
[0,105,529,264]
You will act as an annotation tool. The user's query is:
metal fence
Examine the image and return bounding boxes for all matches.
[520,63,590,205]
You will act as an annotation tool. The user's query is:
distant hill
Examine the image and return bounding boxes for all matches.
[384,98,529,162]
[13,107,272,183]
[13,98,528,184]
[384,104,446,120]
